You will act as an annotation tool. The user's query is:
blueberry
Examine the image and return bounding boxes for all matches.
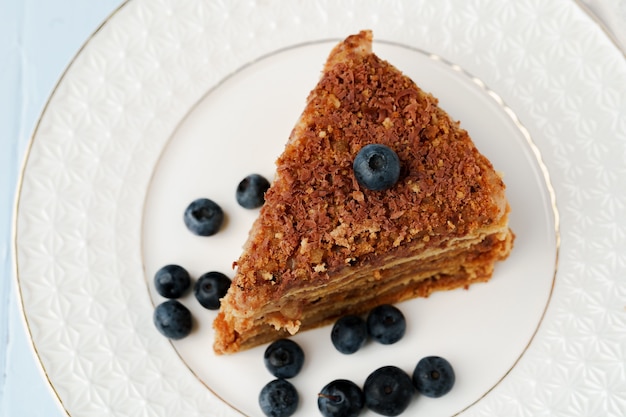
[318,379,365,417]
[153,300,192,340]
[236,173,271,209]
[259,379,299,417]
[366,304,406,345]
[412,356,455,398]
[264,339,305,379]
[353,144,401,191]
[183,198,224,236]
[363,366,414,416]
[331,315,368,354]
[194,271,231,310]
[153,264,191,299]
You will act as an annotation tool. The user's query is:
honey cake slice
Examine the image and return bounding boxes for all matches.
[213,30,514,354]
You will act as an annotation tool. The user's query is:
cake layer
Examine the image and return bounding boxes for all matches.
[214,226,513,354]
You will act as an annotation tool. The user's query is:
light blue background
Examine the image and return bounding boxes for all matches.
[0,1,122,415]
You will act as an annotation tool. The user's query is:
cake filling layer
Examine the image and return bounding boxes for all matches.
[214,226,512,353]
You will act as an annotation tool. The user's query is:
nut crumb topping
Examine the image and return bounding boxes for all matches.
[228,30,506,300]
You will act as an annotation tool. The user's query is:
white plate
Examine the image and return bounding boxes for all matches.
[14,1,626,416]
[143,39,558,417]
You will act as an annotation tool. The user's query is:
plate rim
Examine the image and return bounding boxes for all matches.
[11,2,133,415]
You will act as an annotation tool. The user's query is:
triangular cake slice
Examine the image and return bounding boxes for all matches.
[214,31,514,354]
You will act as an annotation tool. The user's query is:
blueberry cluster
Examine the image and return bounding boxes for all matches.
[256,305,407,416]
[259,339,305,417]
[331,304,406,355]
[320,304,454,416]
[154,173,270,339]
[152,264,231,340]
[257,304,455,417]
[184,173,271,236]
[322,356,455,417]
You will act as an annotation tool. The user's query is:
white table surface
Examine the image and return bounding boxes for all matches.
[0,1,623,416]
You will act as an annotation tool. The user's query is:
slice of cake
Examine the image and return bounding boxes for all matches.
[214,30,514,354]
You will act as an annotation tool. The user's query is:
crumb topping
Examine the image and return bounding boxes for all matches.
[232,31,506,298]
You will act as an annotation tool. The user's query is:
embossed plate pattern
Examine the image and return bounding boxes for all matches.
[14,0,626,416]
